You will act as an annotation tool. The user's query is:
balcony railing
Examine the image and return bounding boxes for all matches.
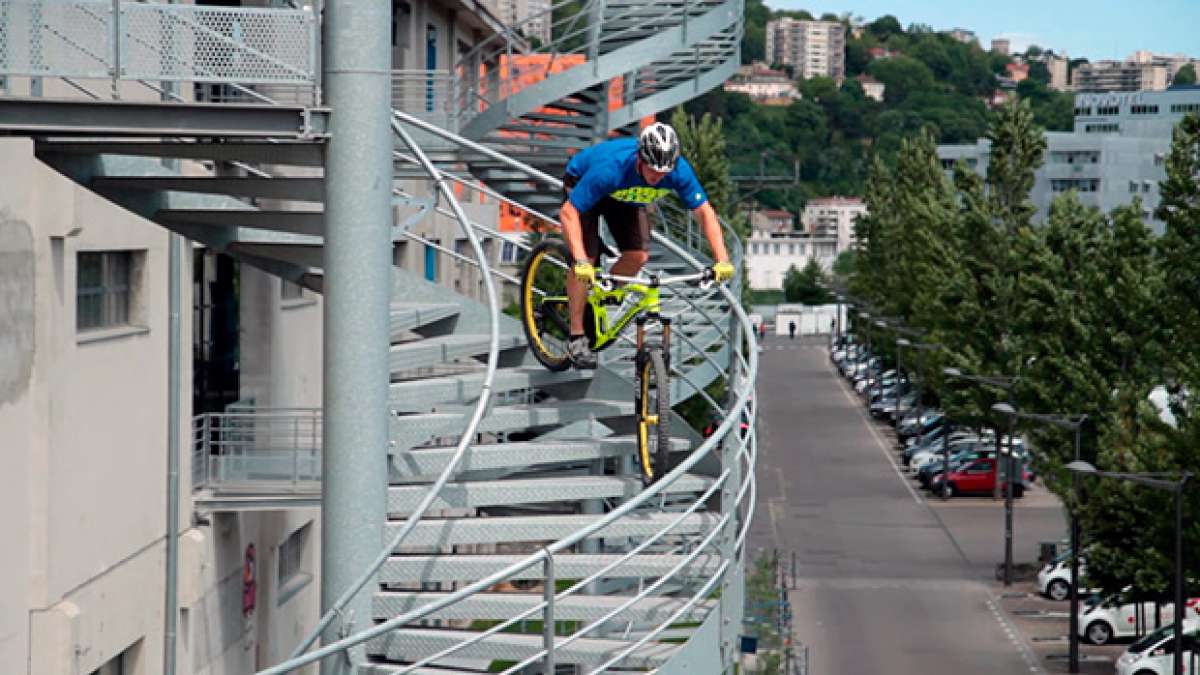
[192,408,321,492]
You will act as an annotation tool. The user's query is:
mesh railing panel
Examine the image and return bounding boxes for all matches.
[0,1,114,78]
[121,4,316,84]
[0,0,317,85]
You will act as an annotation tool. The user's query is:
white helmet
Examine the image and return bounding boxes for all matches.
[638,122,680,173]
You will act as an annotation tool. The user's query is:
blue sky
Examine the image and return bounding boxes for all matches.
[766,0,1199,61]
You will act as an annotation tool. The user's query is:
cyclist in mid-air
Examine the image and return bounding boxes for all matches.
[560,122,735,368]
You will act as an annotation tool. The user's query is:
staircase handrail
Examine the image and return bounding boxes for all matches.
[258,110,757,675]
[280,117,505,661]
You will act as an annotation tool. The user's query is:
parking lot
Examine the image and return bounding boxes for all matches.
[750,334,1143,674]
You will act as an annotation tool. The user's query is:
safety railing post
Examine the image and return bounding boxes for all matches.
[110,0,121,99]
[542,552,555,675]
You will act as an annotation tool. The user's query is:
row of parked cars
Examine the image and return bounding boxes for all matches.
[831,335,1032,501]
[832,334,1200,673]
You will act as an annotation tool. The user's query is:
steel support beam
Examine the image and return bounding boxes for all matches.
[0,97,329,137]
[97,176,325,202]
[155,209,325,236]
[320,1,392,673]
[38,140,325,167]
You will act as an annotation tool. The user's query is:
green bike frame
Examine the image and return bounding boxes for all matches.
[587,282,661,351]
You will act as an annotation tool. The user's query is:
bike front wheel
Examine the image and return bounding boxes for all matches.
[520,240,574,372]
[636,348,672,485]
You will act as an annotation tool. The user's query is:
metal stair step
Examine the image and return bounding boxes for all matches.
[389,334,526,374]
[389,366,590,412]
[366,628,678,667]
[387,472,710,513]
[391,436,689,481]
[360,667,490,675]
[380,552,720,584]
[387,511,720,548]
[391,400,636,447]
[372,591,712,623]
[390,303,460,338]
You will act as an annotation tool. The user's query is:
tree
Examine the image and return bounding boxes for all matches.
[1174,64,1197,87]
[867,14,902,40]
[1155,113,1200,383]
[784,260,832,305]
[867,56,936,104]
[671,107,743,235]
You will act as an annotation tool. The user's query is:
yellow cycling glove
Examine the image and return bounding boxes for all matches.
[573,261,596,286]
[713,261,735,282]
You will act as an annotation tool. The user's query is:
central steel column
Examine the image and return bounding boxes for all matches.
[321,1,392,673]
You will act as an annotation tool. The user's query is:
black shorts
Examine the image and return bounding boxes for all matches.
[563,174,650,264]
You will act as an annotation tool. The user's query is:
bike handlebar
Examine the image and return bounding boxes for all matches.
[597,269,715,289]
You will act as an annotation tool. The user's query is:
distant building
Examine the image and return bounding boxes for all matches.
[745,229,840,289]
[765,18,846,81]
[983,89,1012,108]
[801,197,866,253]
[723,62,802,104]
[866,46,895,61]
[855,74,885,102]
[1006,61,1029,83]
[1074,59,1168,92]
[1047,54,1071,91]
[938,88,1200,232]
[990,38,1010,55]
[1130,50,1200,85]
[492,0,551,44]
[946,28,976,44]
[750,208,794,232]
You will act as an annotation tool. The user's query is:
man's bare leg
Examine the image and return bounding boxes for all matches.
[610,250,649,277]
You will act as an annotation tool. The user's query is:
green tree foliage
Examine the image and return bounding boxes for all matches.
[784,260,833,305]
[1174,64,1197,87]
[1155,114,1200,382]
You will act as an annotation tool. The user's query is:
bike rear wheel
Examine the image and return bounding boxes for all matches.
[520,240,574,372]
[636,348,672,485]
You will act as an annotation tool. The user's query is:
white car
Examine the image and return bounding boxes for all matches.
[1116,620,1200,675]
[1036,551,1093,601]
[1079,588,1200,645]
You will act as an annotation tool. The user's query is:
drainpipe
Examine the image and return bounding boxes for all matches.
[164,232,182,675]
[321,1,392,673]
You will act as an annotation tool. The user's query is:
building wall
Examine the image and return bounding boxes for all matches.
[765,18,845,80]
[745,234,839,289]
[0,136,325,675]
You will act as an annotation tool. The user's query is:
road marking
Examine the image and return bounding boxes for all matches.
[988,596,1047,674]
[829,360,924,505]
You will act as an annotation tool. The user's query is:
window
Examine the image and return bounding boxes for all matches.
[78,251,138,332]
[1170,103,1200,114]
[1074,106,1093,116]
[1130,180,1140,194]
[500,240,519,264]
[1096,105,1119,115]
[281,280,304,300]
[277,522,313,606]
[1130,104,1159,115]
[1084,123,1119,134]
[773,243,780,255]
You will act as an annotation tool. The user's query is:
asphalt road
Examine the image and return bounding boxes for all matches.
[749,335,1067,675]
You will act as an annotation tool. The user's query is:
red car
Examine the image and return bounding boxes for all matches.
[932,457,1029,499]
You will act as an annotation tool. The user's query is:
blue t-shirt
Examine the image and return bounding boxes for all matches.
[564,137,708,213]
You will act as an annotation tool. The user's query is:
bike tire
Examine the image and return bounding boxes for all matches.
[520,240,574,372]
[636,348,673,486]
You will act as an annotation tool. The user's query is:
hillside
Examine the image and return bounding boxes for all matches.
[682,4,1075,212]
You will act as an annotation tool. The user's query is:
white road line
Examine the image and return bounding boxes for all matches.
[828,359,924,505]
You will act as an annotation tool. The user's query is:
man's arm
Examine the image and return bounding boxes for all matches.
[560,199,590,264]
[693,201,730,263]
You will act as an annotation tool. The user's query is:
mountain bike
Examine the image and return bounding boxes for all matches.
[519,239,714,485]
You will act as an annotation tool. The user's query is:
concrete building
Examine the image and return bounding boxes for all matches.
[938,88,1200,232]
[990,38,1010,55]
[1047,54,1070,91]
[947,28,977,45]
[801,197,866,253]
[723,62,802,103]
[855,74,885,102]
[765,18,846,81]
[1006,61,1029,83]
[492,0,552,45]
[0,2,514,674]
[1073,59,1169,92]
[745,198,865,289]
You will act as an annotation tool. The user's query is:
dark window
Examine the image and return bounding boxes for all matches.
[77,251,132,331]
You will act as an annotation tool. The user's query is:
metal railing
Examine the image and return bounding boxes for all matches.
[391,69,463,133]
[191,408,322,492]
[0,0,319,101]
[258,111,757,675]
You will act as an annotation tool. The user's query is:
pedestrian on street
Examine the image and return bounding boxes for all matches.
[759,322,767,341]
[788,320,796,340]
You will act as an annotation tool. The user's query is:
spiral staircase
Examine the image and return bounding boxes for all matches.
[0,0,752,673]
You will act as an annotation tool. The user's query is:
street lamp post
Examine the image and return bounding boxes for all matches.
[942,368,1018,583]
[992,403,1019,587]
[994,407,1088,672]
[857,310,873,390]
[1067,461,1192,675]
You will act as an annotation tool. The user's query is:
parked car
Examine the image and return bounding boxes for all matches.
[1079,588,1200,645]
[910,434,989,470]
[898,410,943,441]
[1036,550,1095,601]
[1116,620,1200,675]
[931,457,1029,499]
